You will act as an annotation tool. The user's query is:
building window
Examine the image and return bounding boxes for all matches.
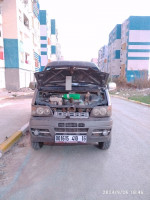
[25,53,29,64]
[115,50,120,59]
[51,45,56,54]
[24,14,29,28]
[20,52,24,63]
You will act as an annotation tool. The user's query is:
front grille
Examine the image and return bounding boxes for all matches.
[54,112,89,118]
[78,123,85,127]
[55,128,88,135]
[58,123,85,127]
[54,128,88,133]
[66,123,77,127]
[56,123,87,134]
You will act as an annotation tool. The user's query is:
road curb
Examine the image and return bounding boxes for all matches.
[111,95,150,107]
[0,122,29,158]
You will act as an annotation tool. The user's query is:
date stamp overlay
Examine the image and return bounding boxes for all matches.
[102,190,144,195]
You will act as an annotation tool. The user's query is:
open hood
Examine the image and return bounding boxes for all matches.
[34,62,109,89]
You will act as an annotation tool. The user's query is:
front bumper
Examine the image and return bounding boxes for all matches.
[29,116,113,143]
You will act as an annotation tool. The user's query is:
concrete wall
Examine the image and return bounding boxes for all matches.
[5,68,20,90]
[19,69,34,88]
[5,68,34,90]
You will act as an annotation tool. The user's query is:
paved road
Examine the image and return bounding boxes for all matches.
[0,96,32,143]
[0,97,150,200]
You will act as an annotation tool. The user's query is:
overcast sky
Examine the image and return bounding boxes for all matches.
[40,0,150,61]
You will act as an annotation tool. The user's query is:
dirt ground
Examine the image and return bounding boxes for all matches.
[0,132,30,187]
[110,87,150,98]
[0,88,34,100]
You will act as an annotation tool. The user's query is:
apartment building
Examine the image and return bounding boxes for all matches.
[122,16,150,82]
[40,10,51,71]
[107,24,121,78]
[50,19,61,61]
[98,45,108,72]
[0,5,5,88]
[106,16,150,82]
[1,0,40,90]
[40,15,62,71]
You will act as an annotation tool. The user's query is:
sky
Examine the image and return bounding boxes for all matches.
[40,0,150,61]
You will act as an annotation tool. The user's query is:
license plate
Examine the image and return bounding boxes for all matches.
[55,135,87,143]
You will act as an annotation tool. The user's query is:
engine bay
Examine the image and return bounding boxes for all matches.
[37,90,106,108]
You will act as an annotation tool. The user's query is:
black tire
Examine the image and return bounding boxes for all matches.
[31,142,43,150]
[98,137,111,150]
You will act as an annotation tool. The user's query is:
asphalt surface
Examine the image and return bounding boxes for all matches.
[0,96,150,200]
[0,96,32,143]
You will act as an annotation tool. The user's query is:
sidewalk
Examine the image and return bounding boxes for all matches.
[0,89,33,145]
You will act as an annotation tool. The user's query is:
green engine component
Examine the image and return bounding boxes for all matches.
[62,94,80,100]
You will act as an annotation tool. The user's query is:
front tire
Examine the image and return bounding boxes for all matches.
[98,137,111,150]
[31,142,43,150]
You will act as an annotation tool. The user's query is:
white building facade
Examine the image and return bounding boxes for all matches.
[1,0,41,90]
[122,16,150,82]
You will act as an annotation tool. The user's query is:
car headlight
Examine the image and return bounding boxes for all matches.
[90,106,112,117]
[32,106,53,116]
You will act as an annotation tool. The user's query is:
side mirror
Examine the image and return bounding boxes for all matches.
[108,82,116,91]
[29,82,36,90]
